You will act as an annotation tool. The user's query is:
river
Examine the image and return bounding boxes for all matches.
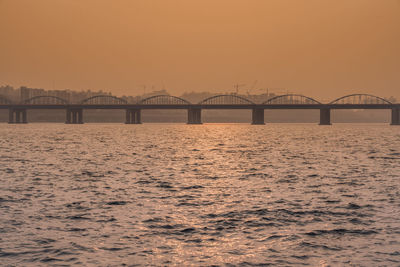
[0,123,399,266]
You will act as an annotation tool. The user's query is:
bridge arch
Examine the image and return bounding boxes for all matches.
[329,94,392,105]
[80,95,128,105]
[199,94,255,105]
[138,95,191,105]
[23,95,69,104]
[262,94,321,105]
[0,95,12,104]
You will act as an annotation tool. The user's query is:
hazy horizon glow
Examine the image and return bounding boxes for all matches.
[0,0,399,100]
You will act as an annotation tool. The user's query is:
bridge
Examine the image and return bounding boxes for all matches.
[1,94,399,125]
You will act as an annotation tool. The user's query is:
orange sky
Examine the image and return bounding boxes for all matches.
[0,0,399,100]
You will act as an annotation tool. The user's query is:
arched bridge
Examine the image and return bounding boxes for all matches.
[138,95,191,105]
[329,94,392,105]
[262,94,321,105]
[199,94,255,105]
[1,93,399,125]
[24,95,69,105]
[81,95,128,105]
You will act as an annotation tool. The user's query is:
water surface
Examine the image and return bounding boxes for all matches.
[0,123,399,266]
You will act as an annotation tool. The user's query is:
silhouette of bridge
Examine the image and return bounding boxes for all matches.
[1,94,399,125]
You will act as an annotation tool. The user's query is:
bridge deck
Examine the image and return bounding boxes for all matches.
[0,104,398,109]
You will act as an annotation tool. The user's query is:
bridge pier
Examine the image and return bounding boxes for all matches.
[65,109,71,124]
[8,109,13,123]
[66,108,84,124]
[252,108,265,125]
[22,109,27,123]
[78,109,83,124]
[72,110,77,123]
[125,109,141,124]
[14,110,20,123]
[319,108,331,125]
[8,108,27,124]
[187,108,202,124]
[391,108,400,125]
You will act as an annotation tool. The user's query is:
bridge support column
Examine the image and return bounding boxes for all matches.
[65,109,72,124]
[125,109,131,124]
[8,108,14,124]
[125,109,141,124]
[135,109,141,124]
[8,109,28,124]
[22,109,27,123]
[319,108,331,125]
[77,109,83,124]
[72,110,77,124]
[252,108,265,125]
[187,108,202,124]
[391,108,400,125]
[66,109,83,124]
[15,110,21,123]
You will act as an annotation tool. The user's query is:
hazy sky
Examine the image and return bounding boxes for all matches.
[0,0,399,100]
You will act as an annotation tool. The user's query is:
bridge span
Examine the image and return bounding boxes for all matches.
[1,94,399,125]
